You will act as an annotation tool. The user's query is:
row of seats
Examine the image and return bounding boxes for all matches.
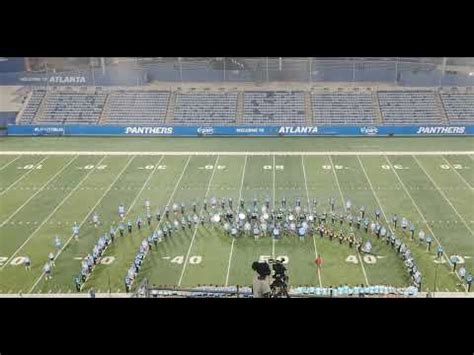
[37,92,107,124]
[104,91,170,124]
[174,92,238,125]
[440,92,474,123]
[19,90,46,124]
[17,88,474,125]
[243,91,306,124]
[312,91,377,124]
[378,91,443,124]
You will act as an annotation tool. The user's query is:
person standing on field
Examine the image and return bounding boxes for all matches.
[315,255,322,271]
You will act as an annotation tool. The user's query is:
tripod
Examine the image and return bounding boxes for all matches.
[271,275,290,298]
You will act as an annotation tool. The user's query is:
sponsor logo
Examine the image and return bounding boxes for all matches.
[235,128,260,133]
[197,127,214,135]
[360,126,378,135]
[124,127,173,135]
[19,76,48,82]
[49,76,86,84]
[416,126,466,135]
[33,127,65,135]
[278,126,318,135]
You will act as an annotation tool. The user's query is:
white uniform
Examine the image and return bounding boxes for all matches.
[345,200,352,211]
[401,217,408,229]
[418,230,425,241]
[43,263,51,279]
[118,205,125,218]
[72,225,80,240]
[48,252,55,266]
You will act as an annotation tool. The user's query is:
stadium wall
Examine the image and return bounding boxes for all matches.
[7,124,474,137]
[0,67,147,86]
[0,112,17,126]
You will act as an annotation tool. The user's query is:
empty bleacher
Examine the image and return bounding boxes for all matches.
[18,90,46,124]
[104,90,170,124]
[14,86,474,126]
[378,90,443,124]
[243,91,305,125]
[440,88,474,123]
[312,89,377,125]
[37,90,107,124]
[173,90,238,125]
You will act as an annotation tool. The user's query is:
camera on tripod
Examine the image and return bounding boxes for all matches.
[251,258,289,297]
[269,258,289,297]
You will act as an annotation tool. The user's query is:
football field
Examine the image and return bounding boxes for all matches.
[0,137,473,294]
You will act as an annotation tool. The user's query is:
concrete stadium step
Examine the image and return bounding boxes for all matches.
[435,89,449,123]
[373,90,384,124]
[304,91,313,124]
[235,90,244,124]
[165,90,177,123]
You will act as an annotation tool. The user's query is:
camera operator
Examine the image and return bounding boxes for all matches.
[252,261,272,298]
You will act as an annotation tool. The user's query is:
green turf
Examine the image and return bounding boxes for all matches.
[1,136,474,152]
[0,138,473,294]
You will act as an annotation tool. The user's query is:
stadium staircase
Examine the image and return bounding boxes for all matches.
[97,92,111,124]
[434,89,449,123]
[15,90,33,124]
[235,90,244,124]
[165,90,177,123]
[32,91,49,123]
[373,90,384,124]
[304,91,313,125]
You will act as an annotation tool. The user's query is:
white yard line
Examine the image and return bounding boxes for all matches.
[328,155,370,286]
[0,156,77,229]
[79,156,165,289]
[440,156,474,190]
[178,156,220,286]
[357,156,396,236]
[0,156,49,197]
[0,156,21,170]
[1,151,474,156]
[122,156,165,216]
[128,154,193,289]
[301,155,323,287]
[28,156,136,293]
[225,155,247,286]
[272,154,276,258]
[149,156,192,239]
[383,155,468,292]
[1,156,108,270]
[412,155,474,236]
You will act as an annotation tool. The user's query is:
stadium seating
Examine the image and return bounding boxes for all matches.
[243,91,306,125]
[37,91,107,124]
[15,87,474,126]
[104,90,170,124]
[378,90,443,124]
[440,88,474,123]
[18,90,46,124]
[312,89,377,124]
[173,90,238,125]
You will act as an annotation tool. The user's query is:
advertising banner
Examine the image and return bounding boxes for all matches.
[7,124,474,137]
